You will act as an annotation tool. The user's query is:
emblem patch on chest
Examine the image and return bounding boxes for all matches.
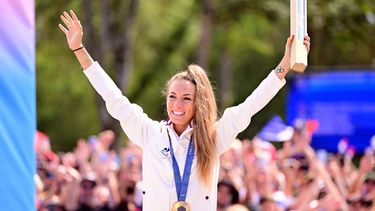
[160,147,170,158]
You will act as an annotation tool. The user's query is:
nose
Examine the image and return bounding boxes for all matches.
[174,99,183,109]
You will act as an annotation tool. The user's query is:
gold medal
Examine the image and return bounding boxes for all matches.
[172,201,190,211]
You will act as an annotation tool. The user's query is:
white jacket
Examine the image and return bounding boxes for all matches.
[84,62,285,211]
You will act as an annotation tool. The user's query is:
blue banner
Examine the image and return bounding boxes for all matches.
[287,71,375,153]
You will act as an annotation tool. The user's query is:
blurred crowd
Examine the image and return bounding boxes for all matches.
[35,124,375,211]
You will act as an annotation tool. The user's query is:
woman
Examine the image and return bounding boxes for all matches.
[59,10,310,211]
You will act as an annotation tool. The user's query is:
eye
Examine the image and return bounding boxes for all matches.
[184,97,192,101]
[168,95,176,99]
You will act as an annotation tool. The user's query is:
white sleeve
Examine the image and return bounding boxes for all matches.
[84,62,159,148]
[215,71,286,154]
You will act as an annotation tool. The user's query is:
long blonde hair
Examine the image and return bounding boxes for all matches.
[164,64,218,186]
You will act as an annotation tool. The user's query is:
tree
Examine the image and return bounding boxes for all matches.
[80,0,138,148]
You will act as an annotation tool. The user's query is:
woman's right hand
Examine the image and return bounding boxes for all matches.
[59,10,83,51]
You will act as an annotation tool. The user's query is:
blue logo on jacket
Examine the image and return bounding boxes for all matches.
[160,147,170,158]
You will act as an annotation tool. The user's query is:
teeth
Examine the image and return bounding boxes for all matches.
[173,111,184,116]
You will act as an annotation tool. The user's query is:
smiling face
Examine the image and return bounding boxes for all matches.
[166,79,196,135]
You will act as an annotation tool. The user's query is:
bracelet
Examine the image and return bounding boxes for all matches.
[72,46,84,52]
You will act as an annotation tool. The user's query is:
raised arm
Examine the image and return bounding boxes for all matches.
[215,36,311,154]
[59,10,94,70]
[58,10,160,148]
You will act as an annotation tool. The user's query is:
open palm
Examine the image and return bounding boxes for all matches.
[59,10,83,50]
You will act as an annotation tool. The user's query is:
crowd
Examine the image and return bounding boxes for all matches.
[35,123,375,211]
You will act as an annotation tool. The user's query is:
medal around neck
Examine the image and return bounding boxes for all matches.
[167,129,195,211]
[172,201,190,211]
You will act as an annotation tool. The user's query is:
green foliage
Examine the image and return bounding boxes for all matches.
[308,0,375,66]
[37,1,98,151]
[37,0,375,151]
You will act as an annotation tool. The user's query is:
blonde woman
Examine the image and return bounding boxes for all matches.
[59,10,310,211]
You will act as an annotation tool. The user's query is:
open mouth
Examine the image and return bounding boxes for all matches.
[173,111,185,116]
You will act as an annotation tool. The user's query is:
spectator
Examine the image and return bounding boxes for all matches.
[217,181,240,211]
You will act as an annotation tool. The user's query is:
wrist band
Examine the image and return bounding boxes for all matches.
[73,46,84,52]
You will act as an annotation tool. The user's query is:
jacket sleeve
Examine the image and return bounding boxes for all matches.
[215,71,286,154]
[83,62,159,149]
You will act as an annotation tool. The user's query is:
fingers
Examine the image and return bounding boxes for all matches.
[304,35,311,53]
[70,10,79,22]
[288,35,295,42]
[304,35,310,42]
[304,40,310,52]
[286,35,295,46]
[60,10,82,31]
[63,11,74,24]
[60,14,70,28]
[60,11,75,29]
[58,24,68,34]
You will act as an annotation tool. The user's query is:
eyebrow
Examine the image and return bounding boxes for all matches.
[169,91,194,97]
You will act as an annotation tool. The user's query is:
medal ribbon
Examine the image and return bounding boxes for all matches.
[167,129,195,202]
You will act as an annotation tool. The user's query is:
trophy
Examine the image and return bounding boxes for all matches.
[290,0,307,72]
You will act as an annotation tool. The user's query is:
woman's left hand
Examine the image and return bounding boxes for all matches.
[275,35,310,79]
[282,35,310,71]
